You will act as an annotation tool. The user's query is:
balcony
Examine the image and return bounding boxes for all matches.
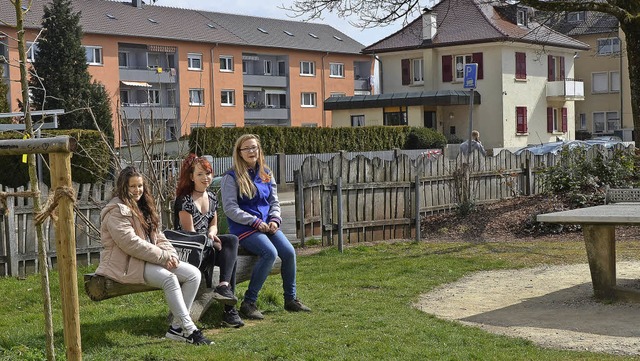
[243,74,287,88]
[119,67,176,83]
[120,104,177,120]
[354,78,370,91]
[546,79,584,101]
[244,106,289,120]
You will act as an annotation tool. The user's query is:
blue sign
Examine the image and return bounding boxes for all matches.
[463,63,477,89]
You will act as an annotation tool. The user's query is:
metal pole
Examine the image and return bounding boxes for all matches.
[466,88,475,163]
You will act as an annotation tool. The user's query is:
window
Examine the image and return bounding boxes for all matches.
[301,92,316,107]
[189,89,204,106]
[300,61,315,76]
[567,11,584,22]
[147,53,161,69]
[220,56,233,72]
[384,107,408,126]
[147,89,160,104]
[516,106,528,134]
[351,115,365,127]
[330,62,344,78]
[515,52,526,80]
[120,90,129,105]
[547,107,567,133]
[517,9,527,26]
[242,60,248,74]
[597,37,621,55]
[26,41,38,62]
[84,46,103,65]
[547,55,565,81]
[412,59,423,83]
[593,111,619,133]
[610,71,621,92]
[221,90,235,106]
[579,113,587,130]
[330,92,346,97]
[592,72,609,93]
[264,60,272,75]
[118,51,129,68]
[455,55,473,81]
[188,53,202,70]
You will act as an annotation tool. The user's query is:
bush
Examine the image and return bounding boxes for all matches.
[404,128,447,149]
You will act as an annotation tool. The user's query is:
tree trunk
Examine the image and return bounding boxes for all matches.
[621,20,640,145]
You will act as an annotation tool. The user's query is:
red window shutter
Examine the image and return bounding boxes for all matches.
[559,57,565,80]
[547,107,554,132]
[401,59,411,85]
[472,52,483,79]
[515,52,526,79]
[547,55,554,81]
[516,107,527,133]
[562,107,568,132]
[442,55,452,82]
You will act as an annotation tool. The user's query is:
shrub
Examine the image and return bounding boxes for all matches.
[404,128,447,149]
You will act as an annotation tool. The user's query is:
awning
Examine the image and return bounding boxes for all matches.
[323,90,481,110]
[264,89,287,95]
[121,81,152,88]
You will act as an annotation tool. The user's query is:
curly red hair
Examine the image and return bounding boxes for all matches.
[175,153,213,199]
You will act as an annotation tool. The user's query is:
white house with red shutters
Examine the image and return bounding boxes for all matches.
[326,0,590,151]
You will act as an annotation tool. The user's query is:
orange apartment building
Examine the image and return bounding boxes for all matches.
[0,0,373,145]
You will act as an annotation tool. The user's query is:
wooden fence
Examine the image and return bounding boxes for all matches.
[294,145,635,247]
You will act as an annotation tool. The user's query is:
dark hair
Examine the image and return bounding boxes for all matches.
[175,153,214,199]
[114,166,159,234]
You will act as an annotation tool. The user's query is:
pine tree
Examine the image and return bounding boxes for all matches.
[29,0,113,142]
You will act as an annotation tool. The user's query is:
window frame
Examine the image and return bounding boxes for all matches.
[454,54,473,81]
[147,89,160,105]
[220,55,234,72]
[189,88,204,106]
[84,46,103,65]
[593,111,620,133]
[118,51,129,68]
[351,115,365,127]
[566,11,584,22]
[516,106,528,134]
[26,41,38,62]
[610,71,621,92]
[412,58,424,84]
[597,37,621,56]
[263,60,272,75]
[301,92,317,107]
[187,53,203,70]
[516,9,527,26]
[329,62,344,78]
[300,61,315,76]
[221,89,235,106]
[592,72,609,93]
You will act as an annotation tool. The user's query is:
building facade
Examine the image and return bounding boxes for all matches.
[326,0,590,151]
[0,0,373,145]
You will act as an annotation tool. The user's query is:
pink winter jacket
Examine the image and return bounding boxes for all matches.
[95,197,177,285]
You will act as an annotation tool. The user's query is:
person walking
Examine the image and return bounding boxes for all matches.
[220,134,311,320]
[96,166,213,345]
[460,130,487,156]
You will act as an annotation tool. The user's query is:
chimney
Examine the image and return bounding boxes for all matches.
[422,8,437,40]
[132,0,142,9]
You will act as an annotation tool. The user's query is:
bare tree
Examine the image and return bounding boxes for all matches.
[285,0,640,145]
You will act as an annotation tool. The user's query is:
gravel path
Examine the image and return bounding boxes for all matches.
[414,261,640,356]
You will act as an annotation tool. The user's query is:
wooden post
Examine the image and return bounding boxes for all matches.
[414,174,421,242]
[294,170,305,247]
[337,177,343,253]
[49,151,82,360]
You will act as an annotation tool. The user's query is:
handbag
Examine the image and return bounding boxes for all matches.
[164,229,216,287]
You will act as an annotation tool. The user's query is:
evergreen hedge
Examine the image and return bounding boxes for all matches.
[189,126,446,157]
[0,129,110,187]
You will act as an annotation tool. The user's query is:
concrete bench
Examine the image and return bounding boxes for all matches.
[84,248,281,323]
[605,187,640,204]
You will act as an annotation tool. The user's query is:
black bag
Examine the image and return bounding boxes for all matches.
[164,229,216,287]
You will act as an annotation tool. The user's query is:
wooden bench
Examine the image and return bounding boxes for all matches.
[605,187,640,204]
[84,249,281,323]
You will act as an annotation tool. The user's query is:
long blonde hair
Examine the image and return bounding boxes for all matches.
[232,134,271,199]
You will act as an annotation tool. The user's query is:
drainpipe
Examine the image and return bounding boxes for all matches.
[321,51,329,127]
[210,44,217,127]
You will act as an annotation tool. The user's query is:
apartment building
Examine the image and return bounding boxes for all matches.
[545,11,632,140]
[0,0,373,145]
[327,0,590,151]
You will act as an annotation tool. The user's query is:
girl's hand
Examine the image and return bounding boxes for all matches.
[268,221,279,234]
[258,222,270,233]
[210,234,222,251]
[165,256,179,270]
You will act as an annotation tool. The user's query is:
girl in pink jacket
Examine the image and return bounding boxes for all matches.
[96,166,212,345]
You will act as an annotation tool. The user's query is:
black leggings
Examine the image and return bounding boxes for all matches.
[215,234,238,290]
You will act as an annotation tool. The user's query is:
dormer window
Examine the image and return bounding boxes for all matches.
[517,9,527,26]
[567,11,585,23]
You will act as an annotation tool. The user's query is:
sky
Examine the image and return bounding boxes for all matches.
[151,0,411,47]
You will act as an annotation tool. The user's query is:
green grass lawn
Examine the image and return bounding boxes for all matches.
[2,239,640,360]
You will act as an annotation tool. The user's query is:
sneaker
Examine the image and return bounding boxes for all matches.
[185,329,213,346]
[213,284,238,306]
[165,326,186,342]
[221,308,245,328]
[239,301,264,320]
[284,299,311,312]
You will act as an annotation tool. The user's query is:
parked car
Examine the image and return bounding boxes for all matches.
[514,138,624,155]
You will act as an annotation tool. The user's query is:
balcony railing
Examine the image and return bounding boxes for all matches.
[119,67,176,83]
[546,78,584,100]
[354,78,370,91]
[243,74,287,88]
[120,104,177,120]
[244,106,289,120]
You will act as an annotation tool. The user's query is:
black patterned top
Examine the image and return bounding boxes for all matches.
[174,191,218,234]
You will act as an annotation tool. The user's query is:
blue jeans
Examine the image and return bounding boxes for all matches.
[240,230,296,304]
